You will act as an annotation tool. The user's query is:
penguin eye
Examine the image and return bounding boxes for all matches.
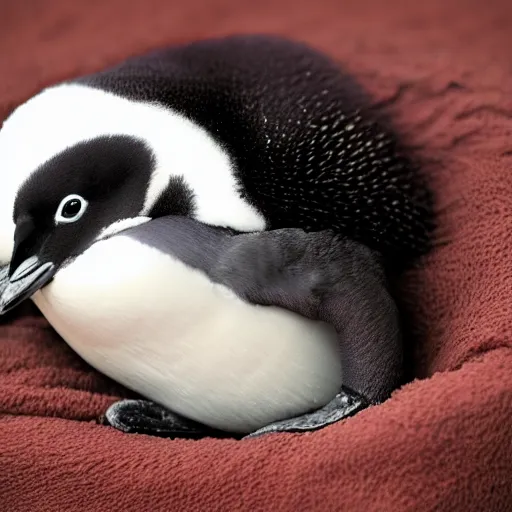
[55,194,89,224]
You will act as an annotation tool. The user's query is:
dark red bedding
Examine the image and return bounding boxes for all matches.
[1,1,511,510]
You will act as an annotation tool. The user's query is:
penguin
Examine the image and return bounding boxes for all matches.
[0,34,433,437]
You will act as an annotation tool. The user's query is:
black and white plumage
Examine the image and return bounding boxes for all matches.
[0,34,433,438]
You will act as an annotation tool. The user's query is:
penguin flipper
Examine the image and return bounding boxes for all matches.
[214,228,403,407]
[103,399,232,439]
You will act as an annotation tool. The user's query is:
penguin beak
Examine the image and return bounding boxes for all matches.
[0,218,56,314]
[0,257,56,314]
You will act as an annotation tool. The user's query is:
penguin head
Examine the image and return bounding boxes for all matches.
[1,134,161,313]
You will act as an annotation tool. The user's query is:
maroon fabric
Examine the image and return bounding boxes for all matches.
[1,0,512,510]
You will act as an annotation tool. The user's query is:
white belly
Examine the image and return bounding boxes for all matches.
[33,234,341,433]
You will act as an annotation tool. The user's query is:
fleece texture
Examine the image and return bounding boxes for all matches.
[1,0,512,510]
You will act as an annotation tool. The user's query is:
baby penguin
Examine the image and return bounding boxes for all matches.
[0,34,433,437]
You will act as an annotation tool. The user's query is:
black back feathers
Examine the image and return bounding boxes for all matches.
[75,34,434,269]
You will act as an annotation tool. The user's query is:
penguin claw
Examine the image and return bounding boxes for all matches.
[244,386,370,439]
[102,399,231,440]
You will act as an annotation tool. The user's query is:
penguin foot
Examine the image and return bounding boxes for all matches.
[244,386,369,439]
[103,399,231,440]
[103,388,369,441]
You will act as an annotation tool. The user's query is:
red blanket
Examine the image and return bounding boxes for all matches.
[1,1,511,510]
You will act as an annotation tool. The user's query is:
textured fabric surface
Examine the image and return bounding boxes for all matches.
[1,0,512,510]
